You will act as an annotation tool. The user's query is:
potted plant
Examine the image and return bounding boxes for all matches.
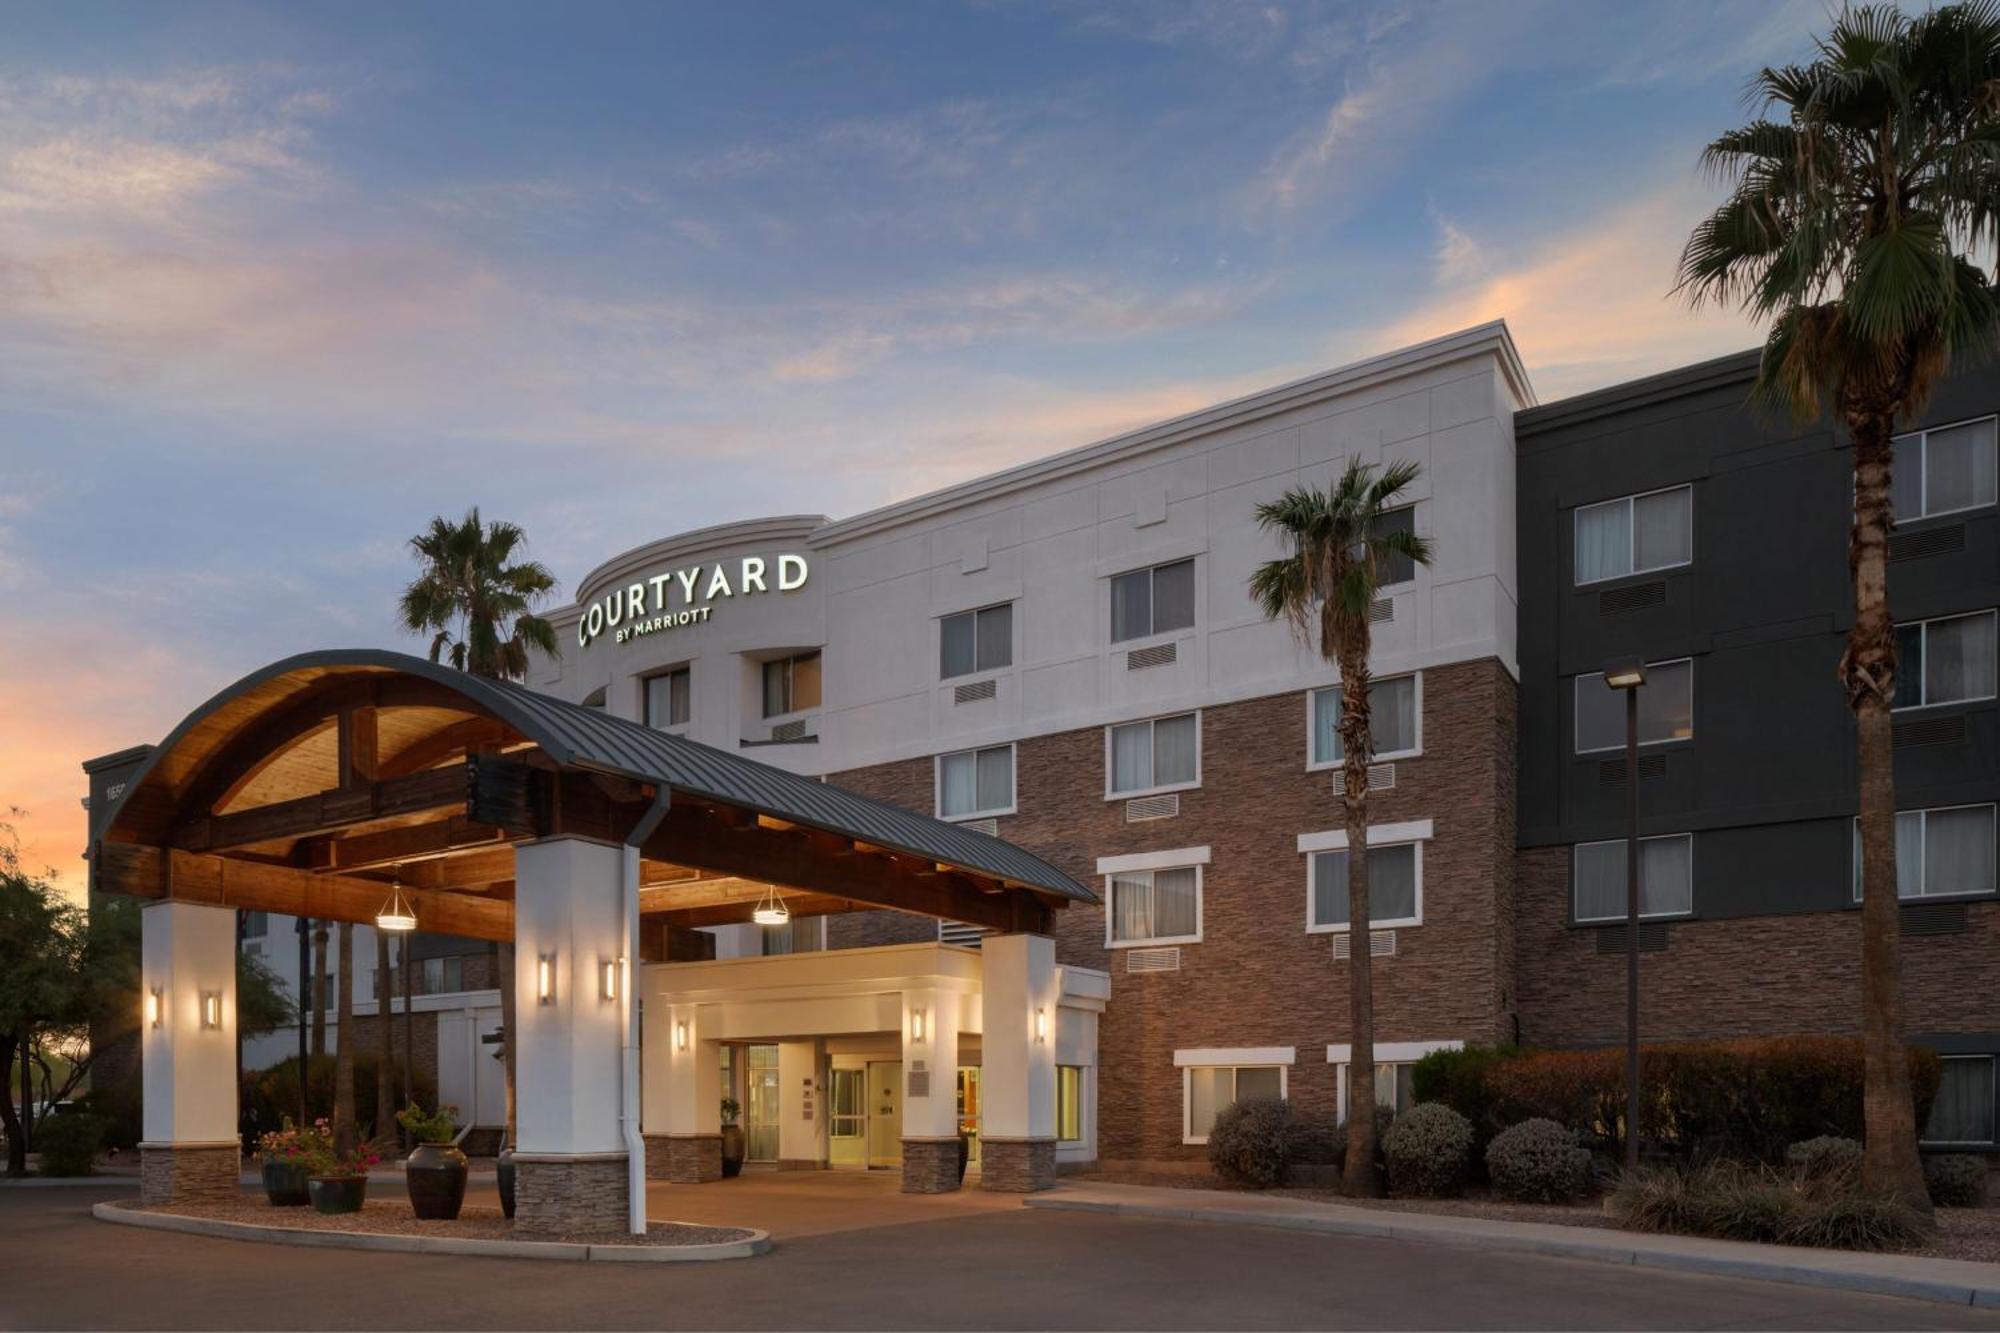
[497,1144,516,1219]
[304,1130,380,1215]
[396,1102,468,1220]
[720,1097,745,1179]
[956,1128,972,1185]
[255,1119,325,1206]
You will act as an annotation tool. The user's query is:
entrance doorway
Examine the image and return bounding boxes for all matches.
[867,1060,902,1168]
[828,1065,866,1168]
[745,1044,780,1162]
[957,1066,981,1168]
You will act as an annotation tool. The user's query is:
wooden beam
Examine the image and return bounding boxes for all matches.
[659,892,856,929]
[338,703,379,790]
[378,717,521,779]
[304,815,509,873]
[174,765,469,853]
[96,841,513,942]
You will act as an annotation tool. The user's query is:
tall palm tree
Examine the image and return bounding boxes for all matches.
[1678,2,2000,1212]
[1251,458,1432,1196]
[399,508,561,681]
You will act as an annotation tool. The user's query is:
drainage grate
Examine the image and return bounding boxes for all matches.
[1594,922,1670,953]
[1894,715,1967,749]
[1891,524,1966,562]
[1599,581,1667,616]
[1125,947,1181,974]
[1368,598,1395,624]
[1125,793,1180,822]
[1902,902,1968,936]
[953,678,997,705]
[1332,930,1397,960]
[1127,642,1178,671]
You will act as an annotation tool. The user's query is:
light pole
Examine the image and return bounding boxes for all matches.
[1603,657,1648,1174]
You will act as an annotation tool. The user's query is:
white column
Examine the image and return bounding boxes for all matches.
[979,933,1058,1191]
[777,1039,826,1168]
[139,900,241,1204]
[658,1001,722,1181]
[900,988,961,1139]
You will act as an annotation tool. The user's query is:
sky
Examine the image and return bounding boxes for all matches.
[0,0,1815,894]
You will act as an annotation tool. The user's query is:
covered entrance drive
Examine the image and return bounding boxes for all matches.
[87,650,1097,1237]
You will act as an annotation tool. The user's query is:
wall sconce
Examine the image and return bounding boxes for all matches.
[909,1007,927,1043]
[1034,1007,1048,1044]
[673,1019,690,1052]
[145,987,163,1029]
[537,953,556,1006]
[601,957,620,1003]
[200,990,224,1031]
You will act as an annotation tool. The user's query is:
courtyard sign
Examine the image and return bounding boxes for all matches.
[577,553,810,648]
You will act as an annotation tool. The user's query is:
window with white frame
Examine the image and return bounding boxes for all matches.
[1895,417,1997,522]
[1852,804,1996,902]
[1111,558,1195,643]
[1310,674,1420,767]
[761,651,821,718]
[1107,712,1200,796]
[1308,843,1421,931]
[1573,833,1694,922]
[644,665,691,728]
[1925,1055,1997,1145]
[1373,505,1417,586]
[1329,1041,1461,1123]
[1183,1064,1286,1143]
[1893,610,1997,710]
[1574,658,1694,753]
[940,603,1012,679]
[1573,485,1692,584]
[936,744,1015,820]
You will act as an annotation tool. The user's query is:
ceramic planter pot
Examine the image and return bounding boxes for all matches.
[260,1158,311,1207]
[956,1135,970,1185]
[307,1175,368,1215]
[720,1124,745,1179]
[406,1142,469,1220]
[497,1148,516,1219]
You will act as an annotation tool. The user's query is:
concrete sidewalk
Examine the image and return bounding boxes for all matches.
[1027,1181,2000,1310]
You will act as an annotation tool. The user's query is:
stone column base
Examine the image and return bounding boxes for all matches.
[979,1137,1056,1192]
[139,1142,241,1206]
[513,1152,629,1236]
[900,1137,963,1194]
[666,1134,722,1184]
[642,1134,673,1181]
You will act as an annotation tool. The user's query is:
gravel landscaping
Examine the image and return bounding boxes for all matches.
[115,1197,754,1248]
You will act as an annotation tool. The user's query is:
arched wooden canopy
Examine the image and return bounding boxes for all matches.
[92,650,1091,953]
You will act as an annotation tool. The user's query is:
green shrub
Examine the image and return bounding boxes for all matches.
[1924,1154,1988,1208]
[1487,1118,1592,1202]
[1207,1097,1293,1189]
[1285,1111,1343,1167]
[1383,1103,1474,1197]
[1412,1044,1517,1146]
[34,1112,106,1177]
[1614,1161,1929,1251]
[1786,1136,1862,1183]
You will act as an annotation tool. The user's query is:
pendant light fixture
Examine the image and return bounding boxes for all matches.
[751,883,791,927]
[374,872,418,933]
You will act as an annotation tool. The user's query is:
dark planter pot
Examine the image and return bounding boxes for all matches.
[497,1148,516,1219]
[720,1124,745,1179]
[956,1136,970,1185]
[406,1142,469,1220]
[307,1175,368,1215]
[261,1158,311,1207]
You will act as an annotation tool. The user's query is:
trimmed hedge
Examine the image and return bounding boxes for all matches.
[1487,1118,1593,1202]
[1207,1097,1294,1189]
[34,1112,106,1177]
[1384,1103,1473,1197]
[1924,1154,1988,1208]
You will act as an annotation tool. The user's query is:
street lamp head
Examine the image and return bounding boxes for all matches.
[1604,657,1648,691]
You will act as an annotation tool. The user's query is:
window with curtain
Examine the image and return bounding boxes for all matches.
[1309,843,1420,929]
[1573,485,1692,584]
[1185,1065,1285,1142]
[1110,558,1196,642]
[940,603,1013,678]
[1311,675,1419,765]
[1333,1061,1419,1119]
[1056,1066,1084,1142]
[1573,833,1694,922]
[1108,712,1200,794]
[1853,804,1997,901]
[644,666,691,728]
[1893,610,1998,709]
[761,917,826,955]
[761,651,822,718]
[1372,506,1417,585]
[422,956,463,993]
[1895,418,1998,521]
[1925,1056,1997,1144]
[1574,659,1694,753]
[937,744,1014,819]
[1107,866,1200,945]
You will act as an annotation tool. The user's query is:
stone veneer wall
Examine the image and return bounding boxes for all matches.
[829,658,1519,1168]
[899,1137,962,1193]
[666,1134,722,1183]
[140,1144,240,1205]
[980,1137,1056,1191]
[512,1154,628,1236]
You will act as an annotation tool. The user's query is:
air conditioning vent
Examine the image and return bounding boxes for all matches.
[770,719,809,742]
[1126,642,1177,671]
[1597,753,1669,786]
[1125,947,1181,974]
[1367,763,1395,791]
[1594,922,1670,953]
[1599,581,1667,615]
[957,817,998,836]
[939,921,992,948]
[1332,930,1396,960]
[1895,715,1967,749]
[1368,598,1394,624]
[1891,524,1966,561]
[953,678,997,705]
[1125,793,1179,822]
[1902,902,1968,936]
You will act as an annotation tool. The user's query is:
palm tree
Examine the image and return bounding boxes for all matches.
[1677,2,2000,1212]
[1251,458,1432,1196]
[399,508,561,681]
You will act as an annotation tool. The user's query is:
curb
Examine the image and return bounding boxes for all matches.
[93,1201,771,1262]
[1023,1195,2000,1309]
[0,1177,141,1189]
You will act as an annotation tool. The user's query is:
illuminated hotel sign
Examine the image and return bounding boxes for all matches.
[578,554,809,648]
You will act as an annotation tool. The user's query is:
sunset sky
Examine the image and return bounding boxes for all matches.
[0,1,1800,894]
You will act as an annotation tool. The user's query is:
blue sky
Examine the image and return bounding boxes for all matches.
[1,0,1814,885]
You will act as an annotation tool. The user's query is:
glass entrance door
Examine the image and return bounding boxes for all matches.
[745,1044,780,1162]
[828,1065,866,1168]
[956,1066,981,1167]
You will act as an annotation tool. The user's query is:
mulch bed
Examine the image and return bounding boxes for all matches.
[122,1197,752,1248]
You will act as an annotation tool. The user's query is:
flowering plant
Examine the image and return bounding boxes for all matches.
[305,1139,382,1180]
[257,1117,332,1164]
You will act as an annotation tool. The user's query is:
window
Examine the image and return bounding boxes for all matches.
[1310,675,1420,767]
[937,744,1014,820]
[1896,417,1998,521]
[1926,1056,1997,1145]
[1056,1066,1084,1143]
[1111,558,1195,643]
[1573,485,1692,584]
[421,956,463,994]
[1893,611,1997,710]
[1373,506,1417,586]
[1573,833,1695,922]
[644,666,691,729]
[761,652,821,718]
[1107,712,1200,796]
[1852,804,1997,902]
[1106,866,1201,946]
[241,911,269,939]
[1184,1065,1285,1143]
[940,603,1012,678]
[1574,658,1694,754]
[761,917,826,955]
[1309,842,1421,931]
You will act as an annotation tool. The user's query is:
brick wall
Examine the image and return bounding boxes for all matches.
[831,657,1518,1166]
